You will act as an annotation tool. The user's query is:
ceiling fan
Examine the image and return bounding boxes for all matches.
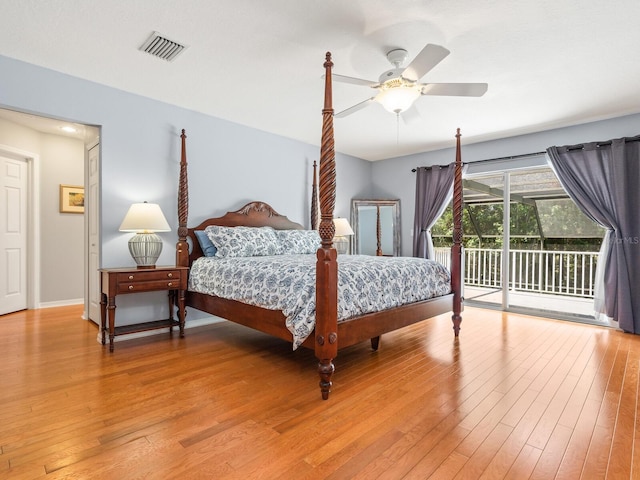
[334,44,488,120]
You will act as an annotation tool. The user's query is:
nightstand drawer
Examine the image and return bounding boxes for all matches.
[117,279,183,294]
[116,270,182,283]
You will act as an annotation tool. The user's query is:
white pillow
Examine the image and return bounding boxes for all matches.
[276,229,321,254]
[205,225,281,257]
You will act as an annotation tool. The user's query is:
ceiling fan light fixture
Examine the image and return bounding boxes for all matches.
[376,84,421,114]
[333,43,486,119]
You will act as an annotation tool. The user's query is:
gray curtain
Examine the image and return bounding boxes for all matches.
[546,136,640,333]
[413,163,456,259]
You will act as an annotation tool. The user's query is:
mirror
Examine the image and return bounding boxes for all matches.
[351,199,401,256]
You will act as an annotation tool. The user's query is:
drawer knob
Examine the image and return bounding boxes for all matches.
[168,282,173,287]
[128,275,134,280]
[128,285,134,290]
[167,273,173,278]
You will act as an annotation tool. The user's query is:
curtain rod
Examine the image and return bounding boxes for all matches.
[410,135,640,172]
[411,151,546,173]
[472,151,547,163]
[411,164,454,173]
[562,134,640,151]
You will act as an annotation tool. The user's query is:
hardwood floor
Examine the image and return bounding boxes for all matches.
[1,305,638,479]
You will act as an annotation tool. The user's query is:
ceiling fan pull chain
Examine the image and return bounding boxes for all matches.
[396,113,400,145]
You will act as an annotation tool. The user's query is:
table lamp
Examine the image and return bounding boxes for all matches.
[333,218,354,254]
[119,202,171,268]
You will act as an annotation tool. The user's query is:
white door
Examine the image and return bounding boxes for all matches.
[0,154,27,315]
[87,144,100,323]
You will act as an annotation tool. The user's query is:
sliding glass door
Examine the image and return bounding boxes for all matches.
[458,173,504,308]
[433,164,605,322]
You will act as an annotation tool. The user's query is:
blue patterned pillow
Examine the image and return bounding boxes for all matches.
[205,225,281,257]
[194,230,217,257]
[276,229,321,254]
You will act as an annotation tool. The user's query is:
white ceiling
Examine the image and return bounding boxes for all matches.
[0,108,98,143]
[1,0,639,161]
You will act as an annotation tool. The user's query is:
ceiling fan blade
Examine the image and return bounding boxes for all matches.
[332,73,378,87]
[334,97,376,118]
[401,107,422,125]
[421,83,488,97]
[402,44,450,81]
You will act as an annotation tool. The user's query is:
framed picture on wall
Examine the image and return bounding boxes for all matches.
[59,184,85,214]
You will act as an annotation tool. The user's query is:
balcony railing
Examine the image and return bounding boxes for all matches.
[434,247,599,298]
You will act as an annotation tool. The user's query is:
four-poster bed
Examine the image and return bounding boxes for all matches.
[175,52,463,400]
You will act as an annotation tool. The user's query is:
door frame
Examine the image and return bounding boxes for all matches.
[0,143,40,309]
[85,140,100,322]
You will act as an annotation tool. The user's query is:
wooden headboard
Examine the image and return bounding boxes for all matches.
[185,201,304,265]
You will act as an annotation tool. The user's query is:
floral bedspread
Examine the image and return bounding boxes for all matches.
[189,254,451,349]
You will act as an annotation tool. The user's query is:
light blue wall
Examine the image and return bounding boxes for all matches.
[2,53,638,321]
[0,54,371,322]
[372,114,640,255]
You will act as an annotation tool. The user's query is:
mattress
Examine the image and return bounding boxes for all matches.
[189,254,451,349]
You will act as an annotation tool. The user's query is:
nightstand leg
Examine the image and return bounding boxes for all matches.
[100,293,107,345]
[178,289,186,337]
[167,291,175,334]
[107,296,116,352]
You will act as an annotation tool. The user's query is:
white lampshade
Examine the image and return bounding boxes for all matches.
[333,218,354,237]
[376,85,421,114]
[119,202,171,232]
[119,202,171,269]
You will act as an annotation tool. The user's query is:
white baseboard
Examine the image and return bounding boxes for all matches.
[38,298,84,309]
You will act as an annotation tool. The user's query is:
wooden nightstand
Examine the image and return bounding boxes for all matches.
[99,266,188,352]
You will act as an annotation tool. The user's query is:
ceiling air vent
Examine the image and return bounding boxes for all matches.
[139,31,187,62]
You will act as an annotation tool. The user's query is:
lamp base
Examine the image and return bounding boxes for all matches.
[334,236,349,255]
[128,232,163,268]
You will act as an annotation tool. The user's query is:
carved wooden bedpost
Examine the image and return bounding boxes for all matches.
[316,52,339,400]
[311,160,318,230]
[376,205,383,256]
[451,128,463,336]
[176,129,189,269]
